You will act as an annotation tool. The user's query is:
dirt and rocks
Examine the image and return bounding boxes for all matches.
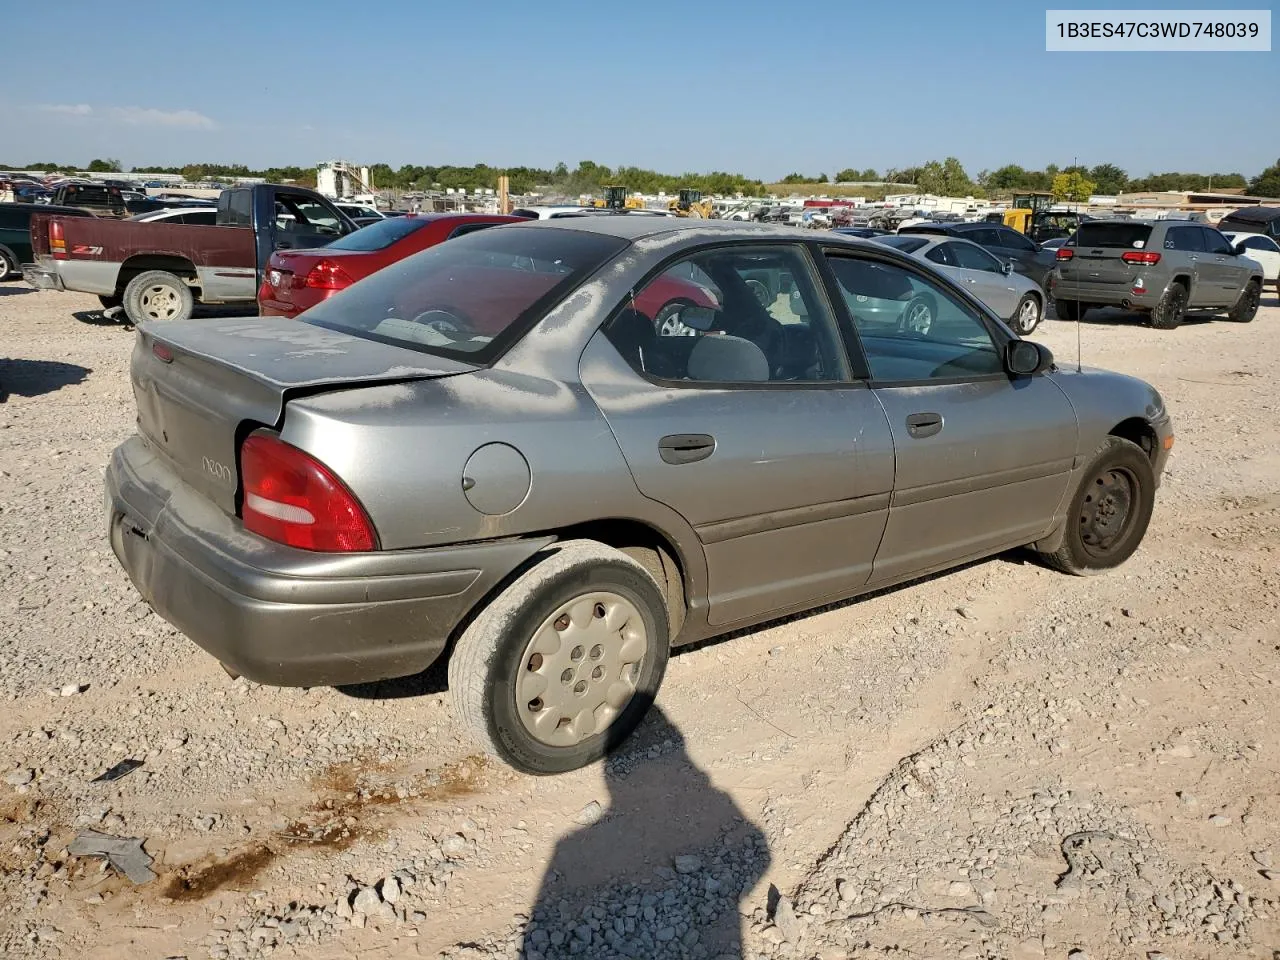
[2,282,1279,960]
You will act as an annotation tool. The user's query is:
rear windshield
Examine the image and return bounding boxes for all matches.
[325,216,431,252]
[302,226,628,361]
[1073,222,1152,248]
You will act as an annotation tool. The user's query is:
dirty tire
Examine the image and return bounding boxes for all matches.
[1037,436,1155,576]
[98,294,123,311]
[0,246,16,280]
[1227,280,1261,323]
[123,270,194,325]
[448,540,670,775]
[1054,298,1083,323]
[1010,293,1042,334]
[1149,282,1187,330]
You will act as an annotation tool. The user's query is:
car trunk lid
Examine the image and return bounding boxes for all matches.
[131,316,475,514]
[1059,222,1153,285]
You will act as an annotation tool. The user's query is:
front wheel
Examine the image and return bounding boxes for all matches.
[653,300,697,337]
[900,294,937,335]
[448,540,670,775]
[1010,293,1042,334]
[1036,436,1155,576]
[1054,299,1083,322]
[0,247,16,280]
[123,270,194,324]
[98,294,123,311]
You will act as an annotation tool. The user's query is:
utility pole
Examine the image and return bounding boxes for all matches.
[498,175,510,214]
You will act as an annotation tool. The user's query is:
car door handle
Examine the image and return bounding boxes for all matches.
[905,413,943,439]
[659,434,716,465]
[1188,256,1198,261]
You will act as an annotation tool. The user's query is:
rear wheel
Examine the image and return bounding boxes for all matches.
[0,247,16,280]
[98,294,123,311]
[1010,293,1042,334]
[654,299,697,337]
[900,294,937,335]
[1054,299,1083,322]
[448,540,670,774]
[1149,282,1187,330]
[123,270,194,324]
[1227,280,1261,323]
[1036,436,1155,575]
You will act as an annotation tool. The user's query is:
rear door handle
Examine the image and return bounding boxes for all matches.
[659,433,716,464]
[905,412,943,439]
[1188,256,1199,261]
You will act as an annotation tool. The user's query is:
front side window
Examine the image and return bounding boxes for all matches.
[826,254,1003,383]
[950,242,1003,273]
[998,228,1038,252]
[606,245,848,384]
[1201,228,1234,255]
[1240,235,1279,253]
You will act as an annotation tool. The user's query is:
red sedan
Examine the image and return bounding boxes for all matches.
[258,213,527,317]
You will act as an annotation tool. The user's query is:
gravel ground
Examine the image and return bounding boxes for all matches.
[2,282,1279,960]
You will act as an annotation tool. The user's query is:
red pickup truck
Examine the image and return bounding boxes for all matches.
[24,184,355,325]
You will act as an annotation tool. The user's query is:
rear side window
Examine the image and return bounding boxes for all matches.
[964,228,1003,247]
[997,229,1038,252]
[1075,223,1153,249]
[302,227,627,361]
[1165,226,1205,252]
[1239,235,1279,252]
[325,216,430,251]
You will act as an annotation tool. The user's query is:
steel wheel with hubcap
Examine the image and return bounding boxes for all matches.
[123,269,194,325]
[515,591,648,747]
[449,540,670,774]
[1036,436,1155,575]
[654,300,697,337]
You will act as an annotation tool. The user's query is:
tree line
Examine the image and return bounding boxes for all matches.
[7,157,1279,199]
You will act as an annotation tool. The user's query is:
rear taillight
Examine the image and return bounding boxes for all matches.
[1122,251,1161,265]
[1055,247,1073,261]
[50,221,67,260]
[302,260,354,291]
[239,432,377,552]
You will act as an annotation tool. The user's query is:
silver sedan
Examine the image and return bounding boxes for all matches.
[874,233,1047,334]
[105,218,1171,774]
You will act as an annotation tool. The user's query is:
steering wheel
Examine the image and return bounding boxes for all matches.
[411,308,476,341]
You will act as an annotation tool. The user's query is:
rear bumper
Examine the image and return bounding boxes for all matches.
[23,261,64,291]
[258,296,303,318]
[1052,275,1156,308]
[105,435,554,686]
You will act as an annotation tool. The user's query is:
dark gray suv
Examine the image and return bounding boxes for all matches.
[1052,220,1264,329]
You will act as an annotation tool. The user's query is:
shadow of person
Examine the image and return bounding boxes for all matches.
[520,706,768,960]
[0,358,90,402]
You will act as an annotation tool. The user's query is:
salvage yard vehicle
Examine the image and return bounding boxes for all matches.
[23,184,355,323]
[1217,206,1280,242]
[1052,219,1265,329]
[898,221,1058,292]
[105,218,1173,774]
[258,212,528,318]
[872,234,1046,333]
[1221,230,1280,294]
[49,182,127,218]
[0,202,96,280]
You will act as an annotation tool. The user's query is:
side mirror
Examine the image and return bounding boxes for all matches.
[1006,339,1052,376]
[1233,244,1248,256]
[1001,260,1014,275]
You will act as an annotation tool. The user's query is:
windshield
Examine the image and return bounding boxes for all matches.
[302,226,628,361]
[326,216,431,252]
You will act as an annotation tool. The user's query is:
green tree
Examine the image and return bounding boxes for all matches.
[780,172,811,184]
[1088,163,1128,194]
[816,173,829,183]
[1052,171,1096,203]
[87,158,121,173]
[1252,159,1280,198]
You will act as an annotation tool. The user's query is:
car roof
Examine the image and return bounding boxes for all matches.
[522,215,820,243]
[1220,206,1280,224]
